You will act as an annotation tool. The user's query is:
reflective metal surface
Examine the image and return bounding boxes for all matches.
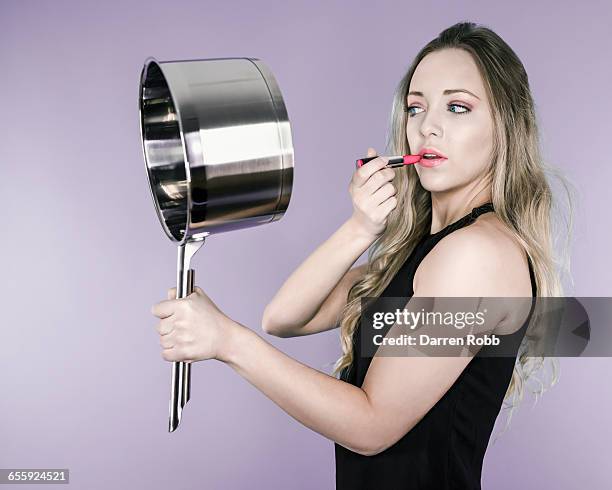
[139,56,294,432]
[140,56,294,243]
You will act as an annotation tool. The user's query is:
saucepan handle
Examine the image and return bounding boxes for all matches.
[169,267,195,432]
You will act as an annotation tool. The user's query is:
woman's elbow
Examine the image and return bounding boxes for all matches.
[261,306,277,335]
[344,444,384,457]
[356,443,386,457]
[261,305,288,337]
[347,432,388,457]
[358,426,414,456]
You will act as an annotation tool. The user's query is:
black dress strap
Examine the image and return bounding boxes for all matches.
[428,202,494,238]
[469,202,494,220]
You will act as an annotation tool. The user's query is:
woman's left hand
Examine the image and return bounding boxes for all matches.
[151,286,237,363]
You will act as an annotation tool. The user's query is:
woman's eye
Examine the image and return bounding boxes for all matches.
[404,103,471,117]
[448,103,470,115]
[405,105,424,117]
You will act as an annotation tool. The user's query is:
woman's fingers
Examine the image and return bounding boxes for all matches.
[159,334,175,349]
[156,317,175,336]
[363,167,395,196]
[371,181,397,205]
[353,153,389,188]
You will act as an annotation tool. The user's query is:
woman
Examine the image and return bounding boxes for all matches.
[151,21,571,489]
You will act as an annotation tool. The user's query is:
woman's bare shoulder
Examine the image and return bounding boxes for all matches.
[414,213,532,297]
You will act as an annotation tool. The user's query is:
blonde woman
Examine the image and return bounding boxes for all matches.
[152,21,571,489]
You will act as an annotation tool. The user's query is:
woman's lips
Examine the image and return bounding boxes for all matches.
[418,157,447,168]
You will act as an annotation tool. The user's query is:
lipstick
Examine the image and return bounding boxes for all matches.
[356,154,422,169]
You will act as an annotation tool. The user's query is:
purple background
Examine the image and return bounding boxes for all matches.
[1,0,610,488]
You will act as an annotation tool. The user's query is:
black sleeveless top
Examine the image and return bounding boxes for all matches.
[335,202,537,490]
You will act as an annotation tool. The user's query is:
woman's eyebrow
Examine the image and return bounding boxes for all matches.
[407,89,481,100]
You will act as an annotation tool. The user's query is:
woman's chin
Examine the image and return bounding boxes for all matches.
[417,172,456,192]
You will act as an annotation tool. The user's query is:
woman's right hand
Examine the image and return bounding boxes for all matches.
[348,147,398,239]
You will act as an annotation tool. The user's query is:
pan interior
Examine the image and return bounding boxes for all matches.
[140,62,188,241]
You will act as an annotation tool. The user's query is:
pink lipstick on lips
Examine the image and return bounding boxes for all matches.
[416,147,448,168]
[356,154,422,169]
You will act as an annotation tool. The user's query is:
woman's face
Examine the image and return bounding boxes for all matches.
[406,48,494,193]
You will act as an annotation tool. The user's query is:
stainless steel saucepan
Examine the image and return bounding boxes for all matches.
[138,56,294,432]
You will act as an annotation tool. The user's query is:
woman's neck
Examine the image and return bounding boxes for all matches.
[429,190,492,234]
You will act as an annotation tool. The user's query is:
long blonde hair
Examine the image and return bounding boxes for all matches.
[332,21,574,440]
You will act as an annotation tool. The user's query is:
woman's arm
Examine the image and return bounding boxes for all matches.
[215,226,530,456]
[153,224,528,455]
[223,324,379,455]
[263,151,397,338]
[262,218,372,338]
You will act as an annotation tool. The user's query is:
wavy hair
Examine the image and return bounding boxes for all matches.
[331,21,575,441]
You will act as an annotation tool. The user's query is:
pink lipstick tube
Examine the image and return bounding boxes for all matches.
[356,154,422,169]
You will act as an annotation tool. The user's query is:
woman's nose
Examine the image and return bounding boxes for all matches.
[419,110,443,138]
